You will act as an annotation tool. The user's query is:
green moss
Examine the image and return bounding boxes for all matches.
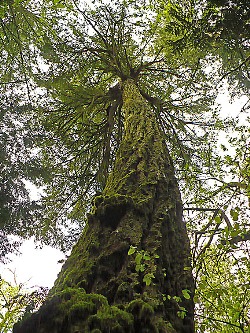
[88,305,134,333]
[103,79,169,206]
[14,76,194,333]
[69,301,96,319]
[126,298,176,333]
[115,282,131,301]
[21,290,175,332]
[152,317,176,333]
[127,299,154,319]
[48,289,172,333]
[52,220,101,293]
[55,288,109,318]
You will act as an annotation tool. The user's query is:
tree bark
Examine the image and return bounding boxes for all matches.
[13,79,194,333]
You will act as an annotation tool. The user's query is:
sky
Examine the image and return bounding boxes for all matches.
[0,87,249,291]
[0,239,64,288]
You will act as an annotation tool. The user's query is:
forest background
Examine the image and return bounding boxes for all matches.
[0,0,249,332]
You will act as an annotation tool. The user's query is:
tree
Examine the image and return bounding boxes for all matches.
[195,246,250,332]
[0,0,71,259]
[1,0,248,331]
[0,92,71,261]
[154,2,250,329]
[0,273,48,333]
[0,93,42,260]
[14,77,195,332]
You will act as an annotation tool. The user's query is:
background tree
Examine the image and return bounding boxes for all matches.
[154,1,249,329]
[0,0,77,258]
[195,246,250,332]
[0,273,48,333]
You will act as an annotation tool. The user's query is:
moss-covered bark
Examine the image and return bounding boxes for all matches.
[13,79,194,333]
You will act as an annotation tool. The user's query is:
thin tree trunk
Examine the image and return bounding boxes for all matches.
[13,79,194,333]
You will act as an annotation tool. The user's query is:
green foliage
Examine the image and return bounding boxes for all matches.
[177,307,187,319]
[182,289,191,300]
[0,93,70,260]
[128,246,159,286]
[0,0,249,330]
[0,1,36,86]
[143,273,155,286]
[0,96,39,259]
[27,0,221,227]
[127,245,136,256]
[0,274,48,333]
[154,0,250,95]
[195,246,250,332]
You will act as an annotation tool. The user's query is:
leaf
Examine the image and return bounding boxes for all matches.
[138,264,146,272]
[177,307,187,319]
[128,245,136,256]
[173,296,181,303]
[184,266,191,271]
[135,253,143,265]
[182,289,191,300]
[143,254,151,261]
[214,216,221,224]
[230,229,240,237]
[193,295,199,303]
[135,264,140,272]
[230,209,239,221]
[143,273,155,286]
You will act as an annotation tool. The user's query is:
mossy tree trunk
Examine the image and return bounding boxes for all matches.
[13,79,194,333]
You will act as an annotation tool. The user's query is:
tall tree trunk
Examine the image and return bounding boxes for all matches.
[13,79,194,333]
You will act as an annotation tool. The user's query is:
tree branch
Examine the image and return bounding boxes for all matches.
[219,55,250,82]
